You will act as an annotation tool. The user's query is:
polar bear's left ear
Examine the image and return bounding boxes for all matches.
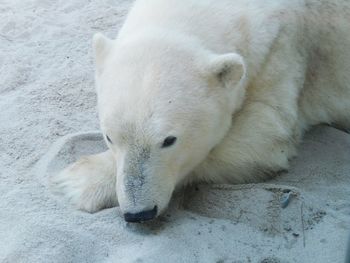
[208,53,246,88]
[93,33,114,74]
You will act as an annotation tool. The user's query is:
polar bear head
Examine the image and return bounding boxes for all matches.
[93,31,246,222]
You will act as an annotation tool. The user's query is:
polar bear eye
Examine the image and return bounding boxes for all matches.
[162,136,177,148]
[106,135,113,144]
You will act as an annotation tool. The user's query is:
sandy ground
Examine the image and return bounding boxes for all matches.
[0,1,349,262]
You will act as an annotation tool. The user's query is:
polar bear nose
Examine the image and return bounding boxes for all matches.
[123,205,158,223]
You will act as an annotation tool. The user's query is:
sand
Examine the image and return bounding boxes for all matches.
[0,0,349,262]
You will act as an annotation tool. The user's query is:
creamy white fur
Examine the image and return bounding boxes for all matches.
[53,0,350,216]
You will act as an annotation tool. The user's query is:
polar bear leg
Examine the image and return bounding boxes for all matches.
[52,150,117,213]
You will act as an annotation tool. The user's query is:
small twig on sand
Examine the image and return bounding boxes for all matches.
[301,202,306,247]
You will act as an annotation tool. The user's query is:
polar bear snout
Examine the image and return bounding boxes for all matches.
[116,146,176,222]
[123,205,158,223]
[117,175,173,222]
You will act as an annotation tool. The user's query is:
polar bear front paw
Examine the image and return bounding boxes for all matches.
[51,150,118,213]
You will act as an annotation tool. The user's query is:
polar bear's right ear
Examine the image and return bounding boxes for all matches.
[93,33,113,74]
[207,53,246,89]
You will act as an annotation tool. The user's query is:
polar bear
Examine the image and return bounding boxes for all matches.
[53,0,350,222]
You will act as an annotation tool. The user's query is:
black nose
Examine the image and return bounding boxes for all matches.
[124,206,158,223]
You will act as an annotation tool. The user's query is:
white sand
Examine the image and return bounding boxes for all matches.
[0,1,349,262]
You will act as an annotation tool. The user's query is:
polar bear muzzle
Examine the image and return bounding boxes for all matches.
[117,145,175,222]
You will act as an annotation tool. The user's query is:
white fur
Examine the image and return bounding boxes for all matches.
[52,150,117,212]
[53,0,350,217]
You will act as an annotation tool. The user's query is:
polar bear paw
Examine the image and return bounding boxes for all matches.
[51,151,118,213]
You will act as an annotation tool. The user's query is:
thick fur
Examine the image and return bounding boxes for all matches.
[53,0,350,216]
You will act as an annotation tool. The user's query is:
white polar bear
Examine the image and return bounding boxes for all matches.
[53,0,350,222]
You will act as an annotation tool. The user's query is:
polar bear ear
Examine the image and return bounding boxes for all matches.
[208,53,246,88]
[93,33,113,74]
